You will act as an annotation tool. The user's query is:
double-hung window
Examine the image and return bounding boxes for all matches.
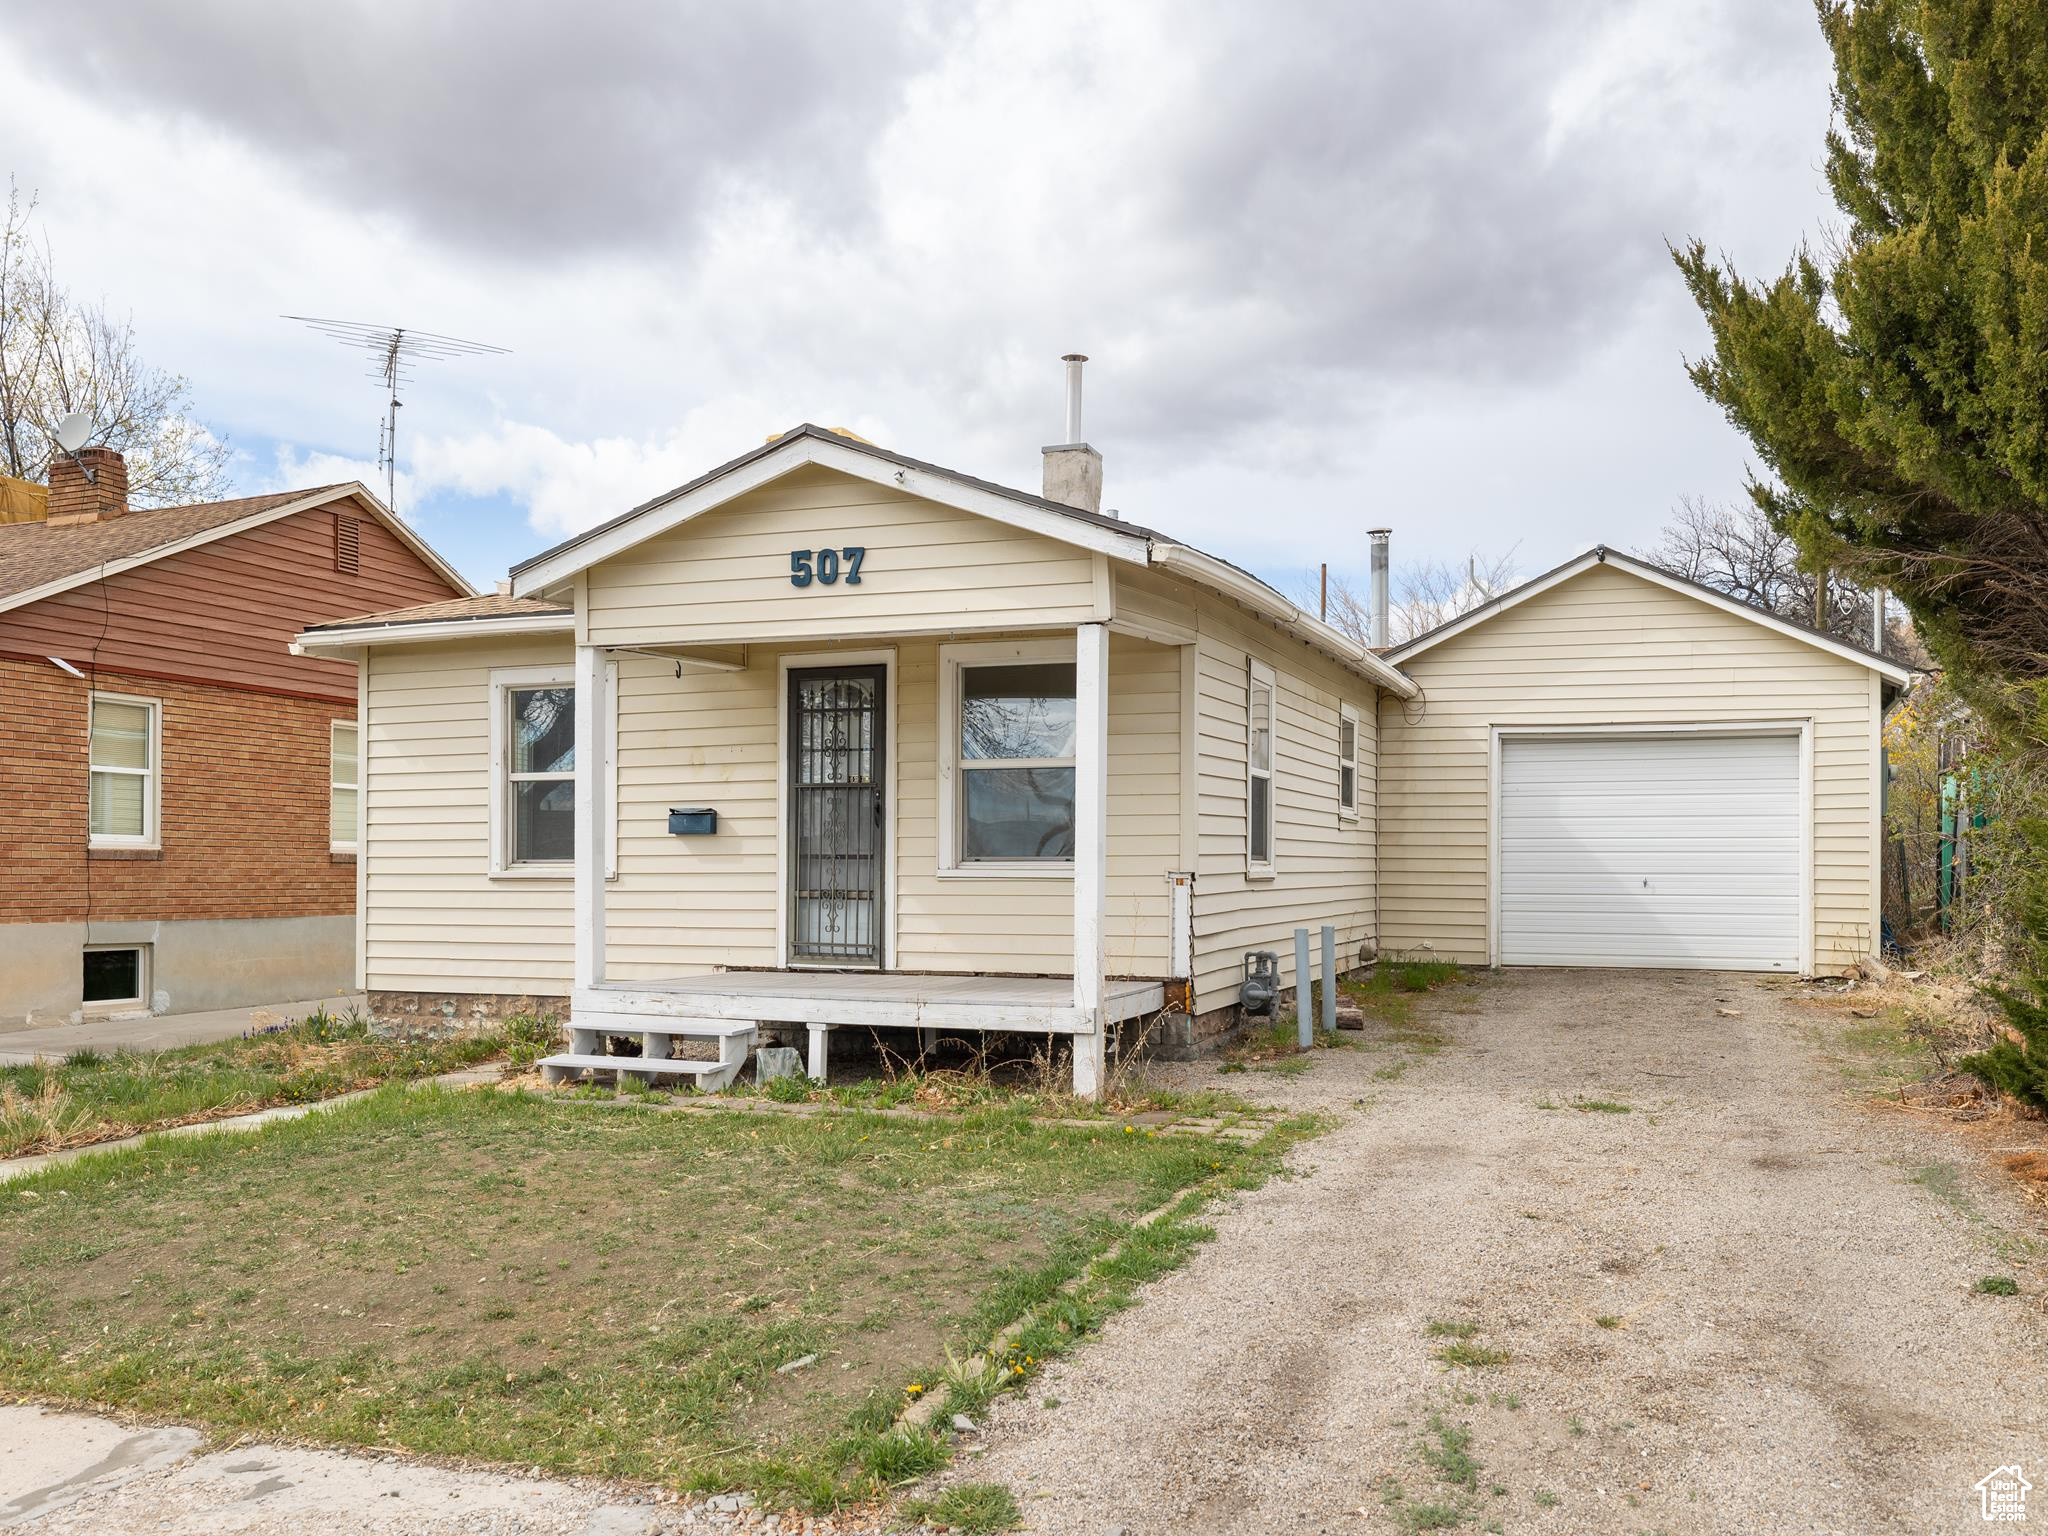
[941,641,1077,871]
[1338,704,1360,818]
[491,670,576,872]
[330,722,359,853]
[1246,659,1276,874]
[88,693,159,848]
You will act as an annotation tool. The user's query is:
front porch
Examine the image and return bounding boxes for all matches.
[576,971,1165,1033]
[545,970,1169,1092]
[566,620,1154,1097]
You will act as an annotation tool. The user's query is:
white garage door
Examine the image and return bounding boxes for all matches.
[1498,732,1803,971]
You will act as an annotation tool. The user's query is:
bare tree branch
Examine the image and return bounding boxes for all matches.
[0,178,231,506]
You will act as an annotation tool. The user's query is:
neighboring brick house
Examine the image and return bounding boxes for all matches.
[0,446,468,1026]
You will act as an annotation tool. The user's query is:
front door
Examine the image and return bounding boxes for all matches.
[787,666,886,967]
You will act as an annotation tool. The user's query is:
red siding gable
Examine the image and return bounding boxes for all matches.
[0,494,463,702]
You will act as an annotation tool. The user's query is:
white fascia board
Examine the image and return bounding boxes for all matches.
[509,434,1151,598]
[294,611,575,655]
[1150,543,1420,698]
[1389,548,1913,686]
[0,483,471,617]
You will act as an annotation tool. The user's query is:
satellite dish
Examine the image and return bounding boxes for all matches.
[52,412,93,454]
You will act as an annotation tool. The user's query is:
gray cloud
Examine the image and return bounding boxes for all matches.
[10,0,935,258]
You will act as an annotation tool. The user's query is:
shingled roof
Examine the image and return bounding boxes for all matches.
[302,592,572,631]
[0,486,350,607]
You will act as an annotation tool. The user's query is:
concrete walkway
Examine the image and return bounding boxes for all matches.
[0,1405,661,1534]
[0,994,365,1067]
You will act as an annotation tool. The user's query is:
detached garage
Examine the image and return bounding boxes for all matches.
[1377,548,1911,977]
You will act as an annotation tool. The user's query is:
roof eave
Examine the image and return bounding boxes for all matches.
[294,610,575,655]
[1151,542,1419,697]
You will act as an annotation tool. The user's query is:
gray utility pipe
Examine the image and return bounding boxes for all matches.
[1368,529,1391,648]
[1295,927,1314,1049]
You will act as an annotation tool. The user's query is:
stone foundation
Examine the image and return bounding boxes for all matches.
[368,990,566,1040]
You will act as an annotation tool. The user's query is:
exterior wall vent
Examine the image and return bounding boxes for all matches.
[335,514,361,575]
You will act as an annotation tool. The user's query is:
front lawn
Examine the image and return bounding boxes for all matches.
[0,1085,1305,1509]
[0,1009,541,1159]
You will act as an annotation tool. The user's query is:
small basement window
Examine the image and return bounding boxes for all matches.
[83,945,147,1010]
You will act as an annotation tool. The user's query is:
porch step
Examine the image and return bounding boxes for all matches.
[538,1052,729,1076]
[538,1052,737,1083]
[574,1012,757,1039]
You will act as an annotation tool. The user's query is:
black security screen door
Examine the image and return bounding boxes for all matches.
[788,666,885,967]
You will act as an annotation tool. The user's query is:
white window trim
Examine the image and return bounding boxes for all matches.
[488,664,617,880]
[1337,702,1361,820]
[937,636,1079,879]
[329,719,359,854]
[1246,658,1277,878]
[82,942,150,1015]
[87,690,161,851]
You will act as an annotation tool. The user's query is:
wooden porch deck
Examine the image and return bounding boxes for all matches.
[572,971,1165,1034]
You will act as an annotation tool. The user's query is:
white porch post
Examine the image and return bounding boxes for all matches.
[1072,621,1109,1098]
[573,642,608,993]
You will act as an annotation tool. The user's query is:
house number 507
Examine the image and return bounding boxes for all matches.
[789,547,865,588]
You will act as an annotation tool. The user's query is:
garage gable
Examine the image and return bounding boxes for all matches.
[1377,556,1888,977]
[1389,547,1911,688]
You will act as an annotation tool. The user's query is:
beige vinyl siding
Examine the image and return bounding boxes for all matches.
[1180,591,1382,1017]
[584,464,1106,648]
[362,634,574,995]
[603,631,1179,983]
[1377,560,1879,974]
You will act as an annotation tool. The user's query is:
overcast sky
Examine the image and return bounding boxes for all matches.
[0,1,1836,595]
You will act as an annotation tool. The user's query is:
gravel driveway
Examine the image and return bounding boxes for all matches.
[958,969,2048,1535]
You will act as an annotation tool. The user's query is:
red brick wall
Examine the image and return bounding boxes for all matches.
[0,655,356,925]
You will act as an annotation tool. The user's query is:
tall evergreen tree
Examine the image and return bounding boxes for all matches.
[1677,0,2048,1069]
[1675,0,2048,702]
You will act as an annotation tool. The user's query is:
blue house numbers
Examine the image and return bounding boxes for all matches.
[789,547,866,588]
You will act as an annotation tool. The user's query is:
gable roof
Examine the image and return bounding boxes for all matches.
[502,422,1418,697]
[1386,545,1914,686]
[0,481,469,615]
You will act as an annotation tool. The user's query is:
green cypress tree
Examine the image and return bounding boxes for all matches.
[1676,0,2048,1090]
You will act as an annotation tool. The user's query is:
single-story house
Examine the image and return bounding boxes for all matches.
[296,381,1908,1096]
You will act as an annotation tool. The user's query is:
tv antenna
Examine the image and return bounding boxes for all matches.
[285,317,509,513]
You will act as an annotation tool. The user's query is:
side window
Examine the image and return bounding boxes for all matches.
[89,693,159,848]
[1338,705,1360,817]
[331,722,359,852]
[505,684,576,866]
[1247,659,1276,874]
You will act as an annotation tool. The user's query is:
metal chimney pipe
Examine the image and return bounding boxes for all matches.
[1871,586,1887,653]
[1367,528,1391,648]
[1062,353,1087,443]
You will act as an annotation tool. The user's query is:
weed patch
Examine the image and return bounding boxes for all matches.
[0,1008,530,1159]
[1976,1275,2020,1295]
[899,1483,1020,1533]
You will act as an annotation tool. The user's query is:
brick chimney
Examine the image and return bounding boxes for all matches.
[47,447,130,525]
